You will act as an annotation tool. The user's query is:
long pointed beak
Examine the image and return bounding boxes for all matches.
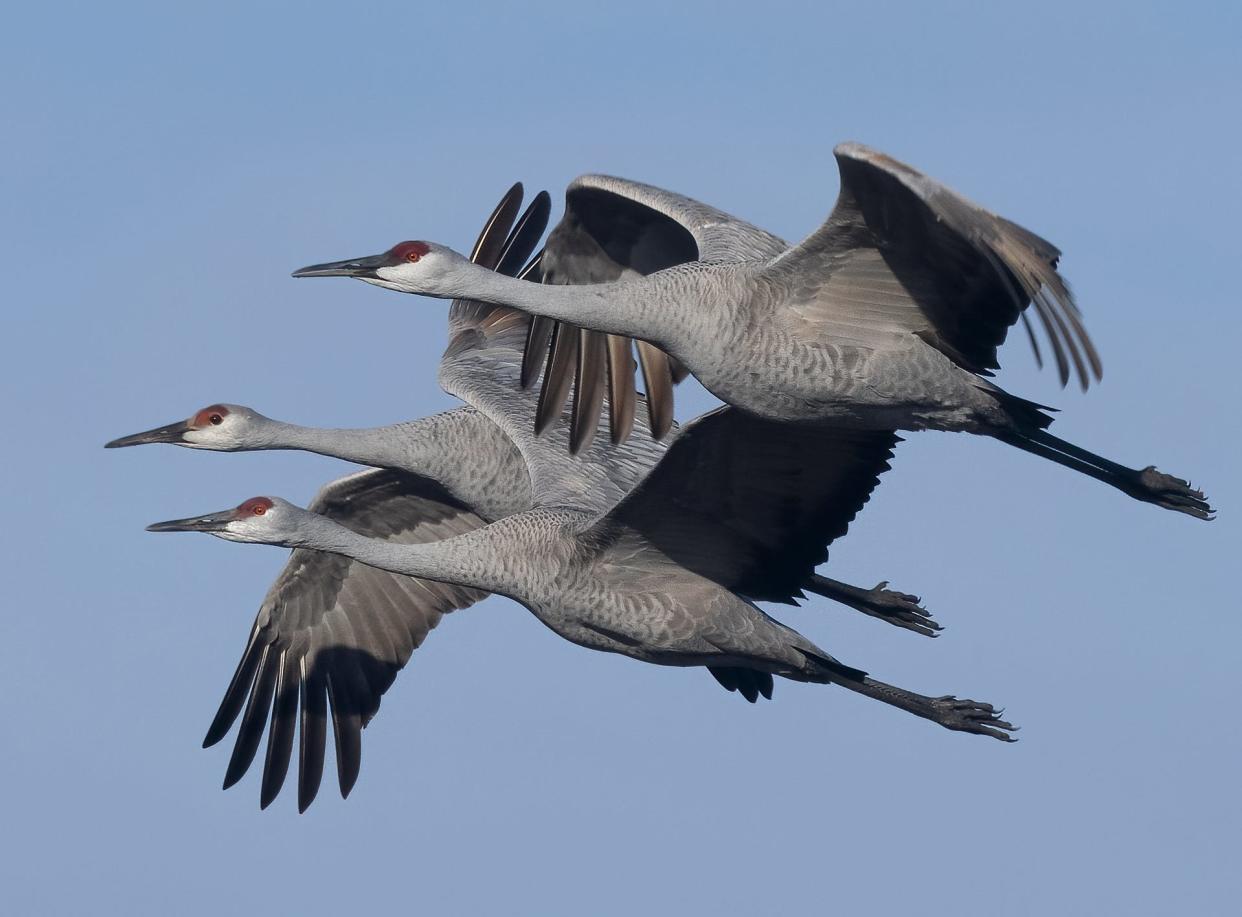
[146,509,235,533]
[105,420,192,448]
[291,252,387,279]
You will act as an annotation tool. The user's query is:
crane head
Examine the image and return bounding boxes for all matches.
[105,403,265,451]
[147,496,307,545]
[292,240,469,295]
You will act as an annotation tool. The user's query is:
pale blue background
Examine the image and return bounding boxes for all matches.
[3,2,1238,914]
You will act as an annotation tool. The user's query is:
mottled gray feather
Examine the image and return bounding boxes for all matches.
[768,142,1101,390]
[531,175,788,448]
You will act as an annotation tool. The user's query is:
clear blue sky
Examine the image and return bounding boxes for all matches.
[3,2,1238,914]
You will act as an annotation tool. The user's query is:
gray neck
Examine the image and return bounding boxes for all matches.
[257,409,529,522]
[438,260,697,347]
[266,417,452,476]
[292,513,513,598]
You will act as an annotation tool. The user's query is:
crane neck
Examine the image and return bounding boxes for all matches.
[439,260,704,349]
[261,409,530,522]
[272,418,416,464]
[291,512,525,599]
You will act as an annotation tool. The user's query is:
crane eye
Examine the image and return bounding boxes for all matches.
[392,241,430,263]
[237,496,274,517]
[193,405,230,427]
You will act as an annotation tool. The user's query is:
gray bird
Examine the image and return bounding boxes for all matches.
[147,465,1016,789]
[293,143,1211,519]
[114,186,935,811]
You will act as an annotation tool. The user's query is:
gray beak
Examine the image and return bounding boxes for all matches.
[291,252,387,279]
[105,420,192,448]
[146,509,236,533]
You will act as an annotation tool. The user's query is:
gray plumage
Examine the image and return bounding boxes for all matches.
[153,196,1019,773]
[116,186,935,810]
[530,174,787,450]
[205,468,489,812]
[148,469,1017,788]
[294,143,1211,519]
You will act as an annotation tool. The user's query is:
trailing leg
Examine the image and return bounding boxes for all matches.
[797,650,1017,741]
[996,427,1213,520]
[805,574,941,637]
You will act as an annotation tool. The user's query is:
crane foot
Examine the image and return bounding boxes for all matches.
[1133,467,1214,520]
[858,582,942,637]
[929,696,1018,742]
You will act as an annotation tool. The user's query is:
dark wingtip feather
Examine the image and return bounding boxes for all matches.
[1018,312,1044,370]
[1036,287,1089,391]
[259,649,299,809]
[222,644,278,790]
[204,625,266,748]
[498,193,552,278]
[469,183,523,268]
[1049,278,1103,386]
[517,253,550,389]
[606,335,637,445]
[570,329,607,453]
[535,322,577,435]
[297,667,327,814]
[326,673,363,800]
[635,341,675,440]
[981,244,1072,386]
[518,252,543,283]
[522,315,555,389]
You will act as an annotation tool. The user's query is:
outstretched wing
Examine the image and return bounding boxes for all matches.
[204,469,489,812]
[446,182,551,336]
[596,408,900,604]
[525,176,788,452]
[441,188,670,512]
[768,142,1101,390]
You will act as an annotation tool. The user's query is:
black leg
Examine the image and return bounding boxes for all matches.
[806,575,941,637]
[835,672,1018,741]
[998,429,1213,520]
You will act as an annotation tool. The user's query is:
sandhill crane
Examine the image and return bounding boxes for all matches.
[147,440,1017,770]
[293,143,1212,520]
[112,186,932,811]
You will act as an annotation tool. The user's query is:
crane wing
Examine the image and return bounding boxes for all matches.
[526,176,787,452]
[594,408,900,604]
[204,469,489,812]
[441,188,669,512]
[446,182,550,335]
[767,142,1101,390]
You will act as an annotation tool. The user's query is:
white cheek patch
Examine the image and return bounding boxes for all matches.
[362,275,408,292]
[364,256,443,294]
[366,263,420,292]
